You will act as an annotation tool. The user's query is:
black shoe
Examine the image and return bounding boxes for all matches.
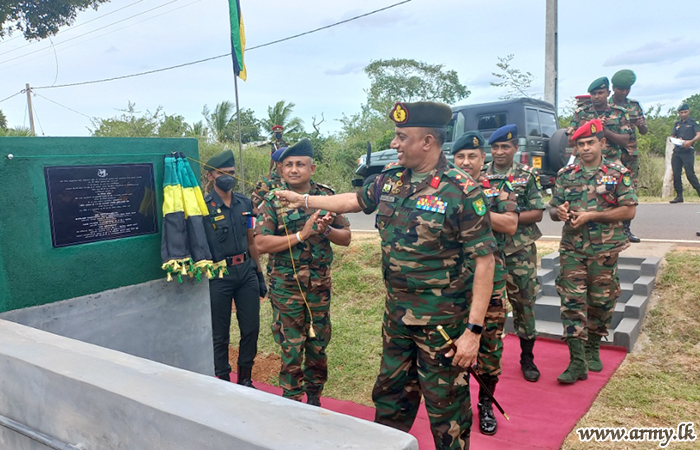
[626,229,641,243]
[237,365,257,389]
[477,374,498,435]
[217,374,231,382]
[696,231,700,237]
[519,337,540,382]
[670,196,684,204]
[306,393,321,407]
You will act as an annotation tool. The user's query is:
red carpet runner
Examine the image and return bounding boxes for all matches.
[232,334,626,450]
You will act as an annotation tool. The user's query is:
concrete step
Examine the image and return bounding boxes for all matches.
[617,264,642,283]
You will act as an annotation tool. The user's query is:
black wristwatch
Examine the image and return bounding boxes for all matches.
[466,323,483,335]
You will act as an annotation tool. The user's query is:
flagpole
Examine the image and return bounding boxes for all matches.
[234,74,244,186]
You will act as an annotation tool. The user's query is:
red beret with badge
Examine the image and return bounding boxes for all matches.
[571,119,604,141]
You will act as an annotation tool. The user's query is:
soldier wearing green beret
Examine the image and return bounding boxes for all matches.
[610,69,646,242]
[452,130,517,436]
[569,77,632,164]
[203,149,266,387]
[274,101,497,450]
[255,138,352,406]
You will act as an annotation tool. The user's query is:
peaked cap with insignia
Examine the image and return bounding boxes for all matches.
[571,119,604,141]
[611,69,636,89]
[452,130,485,154]
[588,77,610,93]
[278,138,314,162]
[389,101,452,128]
[206,149,235,171]
[488,124,518,145]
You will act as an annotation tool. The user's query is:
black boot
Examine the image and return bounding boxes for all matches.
[217,373,230,382]
[237,365,256,389]
[306,391,321,407]
[519,337,540,382]
[477,374,498,435]
[670,195,684,204]
[623,220,640,243]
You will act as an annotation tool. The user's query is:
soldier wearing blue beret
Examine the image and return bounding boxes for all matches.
[485,124,546,384]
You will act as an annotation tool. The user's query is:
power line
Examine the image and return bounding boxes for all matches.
[0,0,147,54]
[33,92,93,119]
[33,0,413,90]
[0,0,180,65]
[0,91,23,104]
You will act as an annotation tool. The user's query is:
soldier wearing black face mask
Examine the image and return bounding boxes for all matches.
[269,125,288,173]
[204,149,266,387]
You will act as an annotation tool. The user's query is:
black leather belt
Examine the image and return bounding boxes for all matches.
[225,252,248,266]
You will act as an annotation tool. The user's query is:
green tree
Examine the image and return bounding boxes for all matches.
[491,54,537,100]
[681,93,700,116]
[0,109,6,129]
[261,100,304,136]
[0,0,110,40]
[158,114,189,138]
[637,104,676,156]
[233,108,263,143]
[89,102,162,137]
[202,103,262,144]
[0,126,33,136]
[364,58,470,114]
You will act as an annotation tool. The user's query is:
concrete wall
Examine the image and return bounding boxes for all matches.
[0,137,199,313]
[0,278,213,375]
[0,319,418,450]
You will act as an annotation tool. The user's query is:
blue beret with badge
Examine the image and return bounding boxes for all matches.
[452,130,485,154]
[488,124,518,145]
[271,146,287,162]
[278,138,314,162]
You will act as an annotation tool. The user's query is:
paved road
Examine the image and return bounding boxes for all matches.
[345,203,700,242]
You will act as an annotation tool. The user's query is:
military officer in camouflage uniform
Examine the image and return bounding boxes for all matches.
[483,124,545,383]
[452,130,517,436]
[550,119,637,384]
[251,146,285,213]
[570,77,632,163]
[610,69,647,243]
[203,150,266,387]
[255,139,351,406]
[276,102,496,450]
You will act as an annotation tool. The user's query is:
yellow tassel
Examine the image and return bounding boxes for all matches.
[166,273,172,282]
[308,325,317,339]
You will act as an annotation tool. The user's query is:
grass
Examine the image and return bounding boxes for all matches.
[562,247,700,450]
[231,238,700,447]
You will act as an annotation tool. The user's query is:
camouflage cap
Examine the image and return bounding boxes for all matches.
[611,70,636,89]
[588,77,610,93]
[678,103,690,111]
[488,124,518,145]
[206,149,235,170]
[452,130,485,154]
[389,101,452,128]
[278,138,313,161]
[571,119,604,141]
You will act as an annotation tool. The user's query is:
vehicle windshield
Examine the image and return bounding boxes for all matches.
[539,110,558,138]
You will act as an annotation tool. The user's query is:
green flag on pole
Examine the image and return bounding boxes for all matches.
[228,0,247,81]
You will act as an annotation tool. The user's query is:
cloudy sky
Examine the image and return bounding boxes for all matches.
[0,0,698,137]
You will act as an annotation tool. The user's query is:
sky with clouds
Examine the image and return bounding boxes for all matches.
[0,0,698,137]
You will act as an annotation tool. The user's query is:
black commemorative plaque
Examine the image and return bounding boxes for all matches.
[45,164,159,247]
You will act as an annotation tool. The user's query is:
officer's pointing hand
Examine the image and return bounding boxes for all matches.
[275,190,304,208]
[445,330,479,368]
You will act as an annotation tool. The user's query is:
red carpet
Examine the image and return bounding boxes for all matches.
[233,334,626,450]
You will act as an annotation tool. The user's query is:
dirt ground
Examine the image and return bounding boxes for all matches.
[228,347,281,384]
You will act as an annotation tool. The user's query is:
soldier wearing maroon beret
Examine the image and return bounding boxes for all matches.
[549,118,637,384]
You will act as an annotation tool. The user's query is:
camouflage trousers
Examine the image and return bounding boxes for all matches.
[621,151,639,188]
[470,259,507,377]
[269,265,332,401]
[505,243,539,339]
[372,314,471,450]
[556,250,621,340]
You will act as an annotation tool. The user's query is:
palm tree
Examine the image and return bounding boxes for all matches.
[0,126,33,136]
[202,101,236,143]
[261,101,304,136]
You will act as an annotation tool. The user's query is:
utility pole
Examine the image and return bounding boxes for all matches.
[25,83,36,136]
[544,0,558,111]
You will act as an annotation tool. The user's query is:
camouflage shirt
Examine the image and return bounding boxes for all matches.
[483,162,545,256]
[357,153,497,326]
[257,180,350,272]
[571,103,632,161]
[550,160,638,255]
[609,98,645,155]
[251,171,282,210]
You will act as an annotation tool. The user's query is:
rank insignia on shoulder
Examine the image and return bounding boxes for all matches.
[473,197,487,216]
[622,175,631,186]
[430,176,441,188]
[416,195,447,214]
